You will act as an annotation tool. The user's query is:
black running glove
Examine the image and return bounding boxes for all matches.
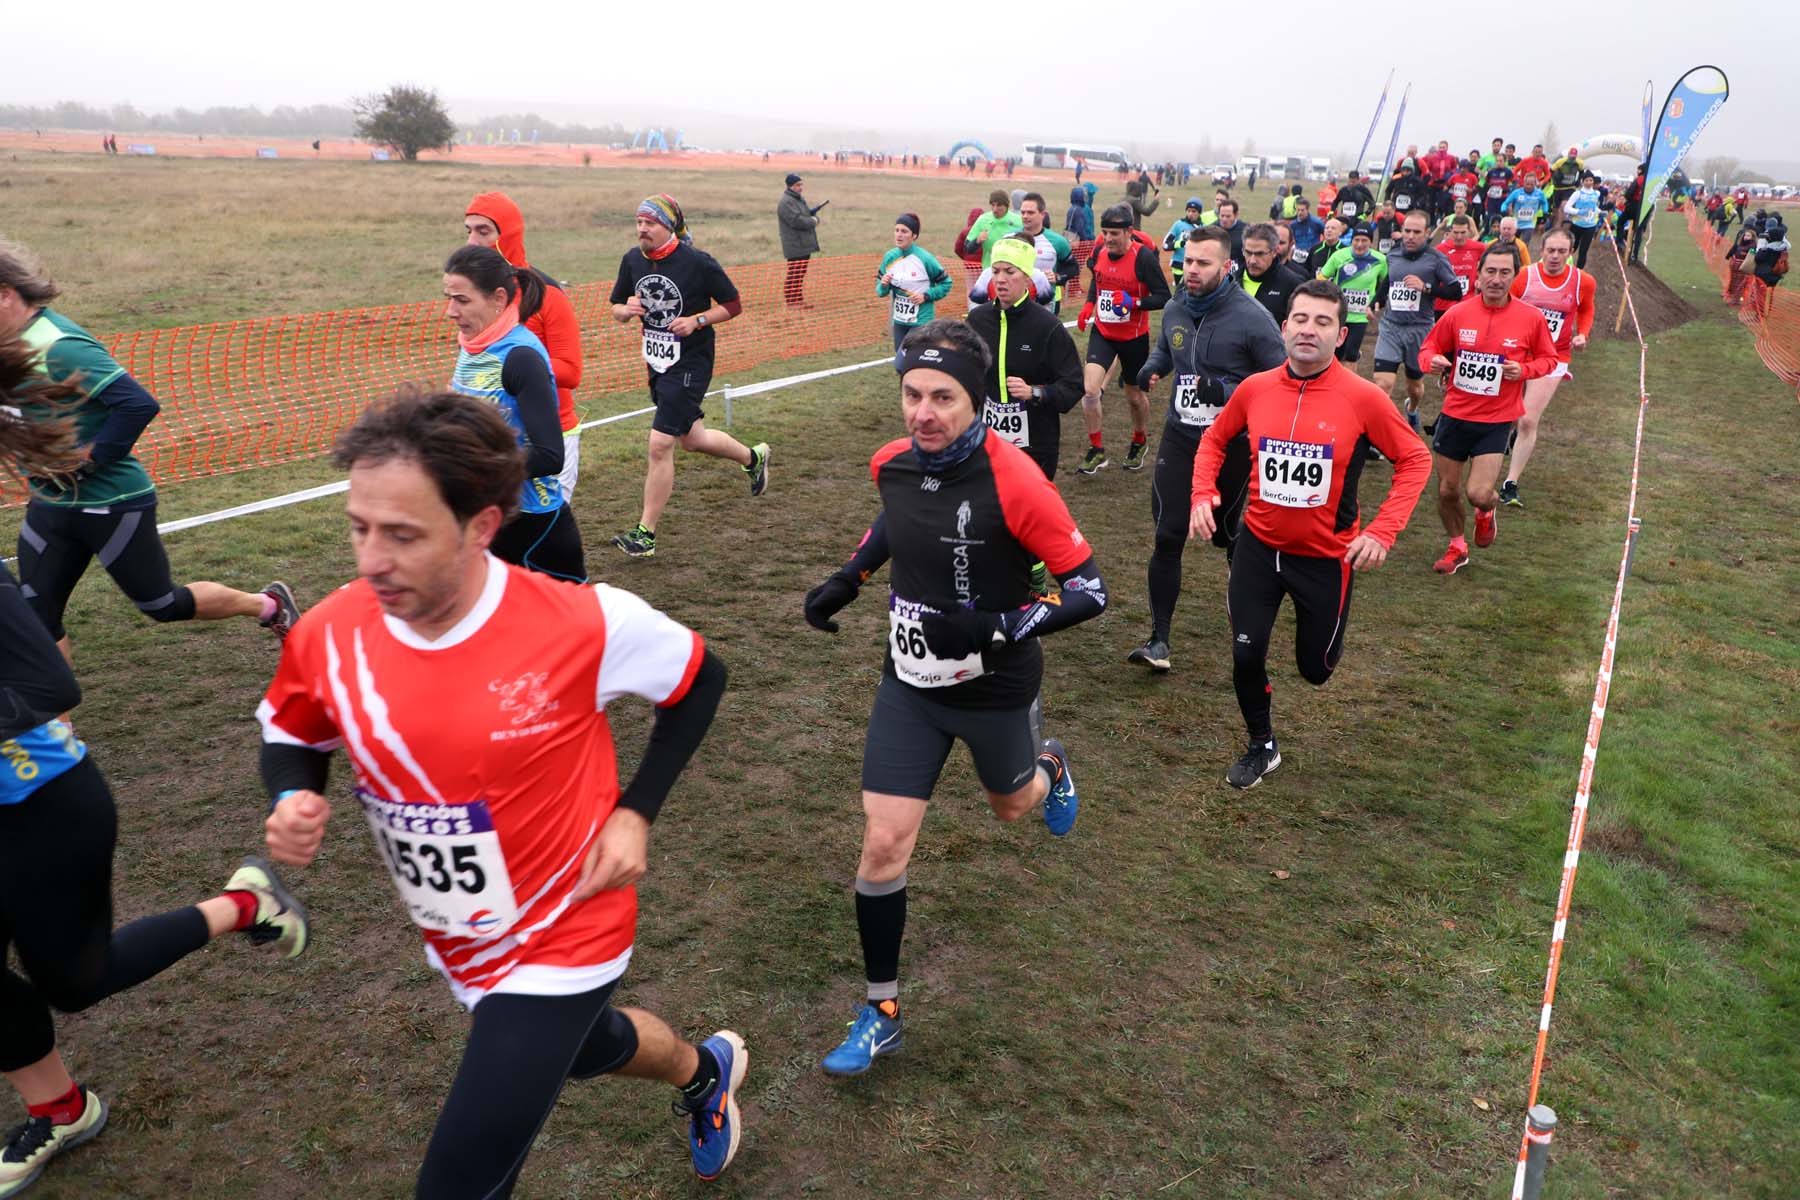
[920,608,1005,658]
[804,572,859,633]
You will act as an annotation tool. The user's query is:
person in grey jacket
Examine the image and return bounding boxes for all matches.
[1127,225,1286,673]
[1370,210,1463,430]
[778,173,824,306]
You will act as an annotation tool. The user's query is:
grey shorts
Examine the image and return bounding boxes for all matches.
[860,673,1043,800]
[1373,320,1431,379]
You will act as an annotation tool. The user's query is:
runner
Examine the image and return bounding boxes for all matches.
[443,246,586,583]
[1501,228,1595,507]
[1418,243,1559,572]
[1501,172,1551,250]
[1487,216,1534,269]
[464,192,586,503]
[1163,199,1206,277]
[1547,147,1586,229]
[1128,226,1287,672]
[1075,205,1170,474]
[1435,214,1486,315]
[1370,212,1463,432]
[1422,140,1459,221]
[1309,217,1349,272]
[1561,172,1604,268]
[607,195,769,559]
[1384,159,1429,224]
[0,336,307,1200]
[801,318,1105,1075]
[1333,170,1377,226]
[1516,144,1552,192]
[1215,200,1248,270]
[1315,224,1387,364]
[258,388,743,1195]
[1372,202,1400,255]
[1286,198,1325,272]
[1482,156,1516,234]
[1017,193,1079,313]
[1241,224,1309,325]
[1273,221,1297,267]
[1446,157,1481,218]
[967,237,1084,482]
[1188,280,1429,787]
[0,242,298,662]
[965,190,1023,270]
[876,213,954,352]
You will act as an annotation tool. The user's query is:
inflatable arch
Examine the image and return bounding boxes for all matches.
[945,140,995,161]
[1578,134,1643,162]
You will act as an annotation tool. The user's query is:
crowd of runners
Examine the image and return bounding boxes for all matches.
[0,126,1645,1196]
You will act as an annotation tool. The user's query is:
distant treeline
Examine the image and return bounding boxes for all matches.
[0,101,358,137]
[1,101,641,145]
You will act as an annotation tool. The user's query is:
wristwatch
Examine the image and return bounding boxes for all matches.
[696,314,709,328]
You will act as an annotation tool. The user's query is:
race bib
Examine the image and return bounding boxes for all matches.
[1456,274,1471,296]
[889,595,986,689]
[1388,284,1421,313]
[1453,350,1505,396]
[1096,289,1132,323]
[891,292,920,324]
[642,329,681,373]
[1257,437,1334,508]
[360,790,519,938]
[1452,183,1471,199]
[1488,183,1506,199]
[1395,194,1411,210]
[1538,305,1566,341]
[1291,246,1310,267]
[1339,201,1358,217]
[1172,374,1221,427]
[1378,238,1394,254]
[982,397,1030,447]
[1345,289,1371,316]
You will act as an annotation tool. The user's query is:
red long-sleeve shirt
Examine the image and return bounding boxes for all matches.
[1418,295,1561,423]
[1191,360,1431,558]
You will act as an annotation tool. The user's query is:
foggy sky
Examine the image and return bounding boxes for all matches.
[12,0,1792,164]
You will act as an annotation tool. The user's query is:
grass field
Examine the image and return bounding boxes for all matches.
[4,155,1798,1199]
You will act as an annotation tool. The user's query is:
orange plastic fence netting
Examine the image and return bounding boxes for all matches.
[2,243,1099,506]
[1685,205,1800,392]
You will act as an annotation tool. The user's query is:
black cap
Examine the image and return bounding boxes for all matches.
[785,173,803,186]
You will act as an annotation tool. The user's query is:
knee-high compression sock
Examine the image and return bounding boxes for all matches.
[854,874,906,1005]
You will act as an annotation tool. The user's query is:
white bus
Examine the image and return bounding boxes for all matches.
[1023,142,1130,170]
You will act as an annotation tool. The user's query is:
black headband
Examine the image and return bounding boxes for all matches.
[896,342,986,405]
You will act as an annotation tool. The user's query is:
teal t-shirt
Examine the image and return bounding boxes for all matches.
[20,308,155,508]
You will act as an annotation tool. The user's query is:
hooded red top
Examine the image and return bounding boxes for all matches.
[467,192,583,433]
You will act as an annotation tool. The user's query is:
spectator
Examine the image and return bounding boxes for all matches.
[1125,179,1160,229]
[778,173,824,306]
[1725,226,1759,307]
[1753,220,1790,312]
[1065,186,1094,243]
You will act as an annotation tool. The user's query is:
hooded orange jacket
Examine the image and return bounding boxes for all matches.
[466,192,582,432]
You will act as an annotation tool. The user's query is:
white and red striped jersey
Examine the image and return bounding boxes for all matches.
[258,555,703,1008]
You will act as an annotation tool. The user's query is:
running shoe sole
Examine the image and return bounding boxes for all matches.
[1125,645,1172,672]
[0,1092,108,1200]
[226,856,310,959]
[1225,749,1282,790]
[261,581,300,641]
[1434,555,1470,575]
[693,1030,748,1180]
[612,534,656,558]
[1077,456,1109,475]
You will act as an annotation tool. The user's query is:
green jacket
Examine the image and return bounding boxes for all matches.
[876,245,955,326]
[965,211,1024,268]
[1315,247,1388,324]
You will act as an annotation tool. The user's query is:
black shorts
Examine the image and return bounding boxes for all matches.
[1432,413,1513,461]
[861,672,1042,800]
[1085,332,1150,385]
[648,364,712,437]
[490,503,587,584]
[1337,322,1369,363]
[15,500,193,640]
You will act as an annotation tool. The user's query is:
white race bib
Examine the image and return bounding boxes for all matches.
[1453,350,1505,396]
[889,595,986,689]
[1096,289,1131,323]
[1388,284,1421,313]
[1339,201,1358,217]
[642,329,681,373]
[982,397,1030,447]
[1172,374,1221,427]
[1379,238,1395,254]
[1291,246,1310,267]
[360,790,519,937]
[1395,194,1412,210]
[891,293,920,324]
[1538,305,1566,341]
[1257,437,1334,508]
[1345,289,1371,316]
[1488,183,1507,199]
[1456,274,1471,296]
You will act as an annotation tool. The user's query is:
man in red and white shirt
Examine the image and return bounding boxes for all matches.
[257,389,747,1194]
[1418,243,1560,573]
[1501,227,1596,508]
[1189,279,1430,789]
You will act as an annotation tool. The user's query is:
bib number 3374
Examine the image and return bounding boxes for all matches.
[359,790,519,938]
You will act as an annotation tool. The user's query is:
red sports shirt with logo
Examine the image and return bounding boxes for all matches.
[1511,263,1596,361]
[258,556,703,1008]
[1418,296,1560,424]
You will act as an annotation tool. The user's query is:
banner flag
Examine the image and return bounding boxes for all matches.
[1355,68,1395,174]
[1377,83,1411,198]
[1640,79,1655,164]
[1640,66,1728,224]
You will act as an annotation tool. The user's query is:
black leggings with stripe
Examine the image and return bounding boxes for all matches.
[1226,529,1355,743]
[15,500,194,640]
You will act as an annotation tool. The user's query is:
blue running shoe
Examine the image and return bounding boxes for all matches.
[685,1031,747,1180]
[1039,738,1078,836]
[820,1003,902,1076]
